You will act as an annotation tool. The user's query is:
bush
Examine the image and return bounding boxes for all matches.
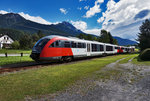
[19,34,32,49]
[11,41,20,49]
[139,48,150,61]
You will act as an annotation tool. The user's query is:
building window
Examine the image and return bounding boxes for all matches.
[7,37,9,40]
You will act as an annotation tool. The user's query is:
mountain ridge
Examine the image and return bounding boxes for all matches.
[113,36,137,46]
[0,13,84,36]
[0,13,137,46]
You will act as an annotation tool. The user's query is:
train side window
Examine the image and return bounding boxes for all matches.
[115,47,118,49]
[71,41,77,48]
[106,45,113,51]
[64,41,70,48]
[100,45,104,51]
[81,43,84,48]
[50,42,55,47]
[97,45,100,51]
[78,43,82,48]
[92,44,97,52]
[83,43,86,48]
[55,40,59,47]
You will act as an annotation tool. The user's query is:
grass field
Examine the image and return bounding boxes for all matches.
[118,54,138,64]
[0,54,134,101]
[132,56,150,65]
[0,49,31,54]
[0,56,33,66]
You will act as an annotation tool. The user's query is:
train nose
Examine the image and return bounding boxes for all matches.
[30,47,41,61]
[30,53,40,61]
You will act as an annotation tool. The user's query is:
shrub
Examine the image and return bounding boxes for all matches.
[11,41,20,49]
[19,34,32,49]
[139,48,150,61]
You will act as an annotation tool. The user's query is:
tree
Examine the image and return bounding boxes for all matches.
[113,39,118,45]
[37,30,44,38]
[0,28,25,41]
[77,33,98,41]
[87,34,93,40]
[99,29,110,43]
[11,41,20,49]
[77,33,86,39]
[32,34,39,42]
[137,19,150,51]
[99,29,118,45]
[19,34,33,49]
[108,32,113,44]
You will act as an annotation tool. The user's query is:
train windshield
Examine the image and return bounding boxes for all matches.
[34,38,50,48]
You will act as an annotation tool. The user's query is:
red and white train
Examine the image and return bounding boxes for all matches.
[30,35,135,62]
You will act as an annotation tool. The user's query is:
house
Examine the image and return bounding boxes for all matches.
[0,35,14,49]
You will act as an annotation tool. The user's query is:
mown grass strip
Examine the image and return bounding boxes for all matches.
[0,54,131,101]
[0,56,33,66]
[118,54,138,64]
[0,49,31,54]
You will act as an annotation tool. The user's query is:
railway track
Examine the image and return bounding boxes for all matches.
[0,56,105,74]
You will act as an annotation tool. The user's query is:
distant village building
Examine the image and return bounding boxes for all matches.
[0,35,14,49]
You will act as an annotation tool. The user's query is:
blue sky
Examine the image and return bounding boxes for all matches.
[0,0,150,40]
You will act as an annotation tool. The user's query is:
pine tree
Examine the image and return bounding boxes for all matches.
[137,19,150,51]
[108,32,113,44]
[99,29,118,45]
[37,30,44,38]
[99,29,110,43]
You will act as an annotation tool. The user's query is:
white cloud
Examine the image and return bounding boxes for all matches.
[83,0,104,18]
[70,20,101,36]
[84,6,89,10]
[0,10,59,25]
[97,0,150,40]
[79,0,86,2]
[59,8,68,15]
[71,20,87,31]
[84,28,101,36]
[19,12,52,25]
[77,7,82,10]
[0,10,8,14]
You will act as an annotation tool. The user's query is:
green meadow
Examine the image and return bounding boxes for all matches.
[0,54,133,101]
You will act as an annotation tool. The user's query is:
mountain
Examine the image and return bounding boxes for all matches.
[50,21,83,36]
[113,36,137,46]
[0,13,137,46]
[0,13,84,36]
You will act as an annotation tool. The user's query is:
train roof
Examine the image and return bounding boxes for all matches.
[42,35,134,48]
[43,35,105,44]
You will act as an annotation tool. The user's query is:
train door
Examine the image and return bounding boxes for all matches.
[87,43,91,56]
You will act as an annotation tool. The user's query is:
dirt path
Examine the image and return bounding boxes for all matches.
[29,57,150,101]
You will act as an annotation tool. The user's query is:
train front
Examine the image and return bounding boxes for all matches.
[30,37,50,61]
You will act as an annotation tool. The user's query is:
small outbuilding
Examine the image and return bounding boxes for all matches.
[0,34,14,49]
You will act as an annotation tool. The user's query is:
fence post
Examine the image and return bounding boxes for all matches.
[5,53,7,57]
[21,53,23,57]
